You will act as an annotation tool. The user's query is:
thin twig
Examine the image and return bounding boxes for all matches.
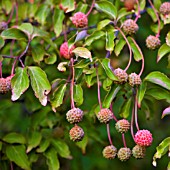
[134,0,141,22]
[134,89,139,131]
[11,41,30,75]
[86,0,95,16]
[116,27,132,72]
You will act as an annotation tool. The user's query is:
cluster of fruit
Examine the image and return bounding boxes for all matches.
[0,75,14,94]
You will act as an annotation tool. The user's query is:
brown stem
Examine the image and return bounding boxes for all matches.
[11,41,30,75]
[86,0,95,16]
[70,58,75,109]
[116,27,132,72]
[130,37,144,76]
[148,0,161,37]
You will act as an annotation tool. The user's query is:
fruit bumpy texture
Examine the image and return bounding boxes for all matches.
[0,75,14,94]
[146,35,161,50]
[117,147,131,161]
[71,12,88,28]
[60,42,75,59]
[97,108,113,124]
[132,145,146,159]
[134,130,153,147]
[114,68,128,84]
[115,119,130,133]
[159,2,170,15]
[66,108,83,124]
[102,145,117,159]
[128,73,141,87]
[122,19,138,35]
[69,125,84,142]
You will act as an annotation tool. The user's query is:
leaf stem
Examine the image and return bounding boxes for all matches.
[11,41,30,75]
[107,123,113,145]
[70,58,75,109]
[134,0,141,22]
[130,37,144,76]
[116,27,132,72]
[96,66,102,110]
[86,0,95,16]
[131,106,135,141]
[148,0,161,37]
[6,2,15,24]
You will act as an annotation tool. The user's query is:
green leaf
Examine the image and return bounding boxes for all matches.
[0,141,2,151]
[51,139,71,159]
[32,27,49,39]
[153,0,161,10]
[153,137,170,167]
[103,86,121,108]
[161,107,170,119]
[106,29,116,52]
[140,0,146,10]
[103,78,112,91]
[147,8,157,22]
[27,131,42,153]
[36,139,50,153]
[3,133,26,144]
[61,0,75,13]
[72,47,92,61]
[0,36,5,49]
[97,19,111,30]
[137,82,147,108]
[1,28,27,41]
[45,53,57,65]
[157,43,170,62]
[11,67,29,101]
[17,23,34,40]
[101,58,118,81]
[44,148,60,170]
[166,32,170,46]
[74,84,83,106]
[114,38,126,56]
[146,88,170,101]
[31,44,45,63]
[145,71,170,91]
[85,31,105,46]
[117,8,132,21]
[53,8,65,37]
[35,4,50,25]
[119,98,132,118]
[6,145,31,170]
[1,0,12,14]
[95,1,117,19]
[28,66,51,106]
[76,135,88,154]
[128,37,143,61]
[51,84,67,112]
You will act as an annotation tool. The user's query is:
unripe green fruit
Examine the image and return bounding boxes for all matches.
[97,108,113,124]
[115,119,130,133]
[123,19,138,35]
[117,147,131,161]
[69,125,84,142]
[66,108,83,124]
[102,145,117,159]
[114,68,128,84]
[132,145,146,159]
[128,73,141,87]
